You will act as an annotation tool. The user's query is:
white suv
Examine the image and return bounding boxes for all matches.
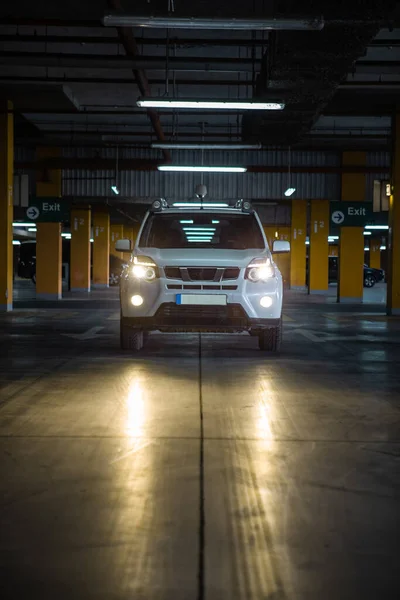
[117,200,289,352]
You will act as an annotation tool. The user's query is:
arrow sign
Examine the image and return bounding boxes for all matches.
[332,210,345,224]
[62,326,113,340]
[26,206,40,220]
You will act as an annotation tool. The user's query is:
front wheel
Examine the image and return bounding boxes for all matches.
[120,316,144,352]
[364,275,376,288]
[258,319,282,352]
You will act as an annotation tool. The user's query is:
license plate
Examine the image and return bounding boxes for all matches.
[176,294,227,306]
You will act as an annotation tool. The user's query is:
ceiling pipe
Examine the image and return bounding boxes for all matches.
[103,14,324,31]
[106,0,170,162]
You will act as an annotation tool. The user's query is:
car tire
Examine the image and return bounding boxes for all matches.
[364,275,376,288]
[258,319,282,352]
[120,316,144,352]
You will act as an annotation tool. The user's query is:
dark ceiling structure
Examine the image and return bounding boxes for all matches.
[0,0,399,153]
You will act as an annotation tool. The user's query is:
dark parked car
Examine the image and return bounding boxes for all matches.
[328,257,385,288]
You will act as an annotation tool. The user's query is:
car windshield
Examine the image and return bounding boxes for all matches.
[139,212,265,250]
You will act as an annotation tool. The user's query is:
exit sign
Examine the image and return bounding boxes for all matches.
[330,202,374,227]
[26,197,70,223]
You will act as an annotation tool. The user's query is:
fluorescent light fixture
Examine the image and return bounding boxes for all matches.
[180,220,194,224]
[61,233,71,238]
[90,238,94,243]
[111,185,120,195]
[12,240,21,245]
[328,235,339,241]
[212,220,220,224]
[140,99,284,111]
[13,222,35,227]
[28,228,37,232]
[284,187,296,197]
[158,165,247,173]
[364,247,369,251]
[305,240,310,245]
[363,231,371,235]
[365,225,389,230]
[103,15,324,31]
[173,202,229,208]
[188,239,212,242]
[380,245,387,250]
[152,143,262,150]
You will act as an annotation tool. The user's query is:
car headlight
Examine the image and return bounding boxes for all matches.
[131,256,159,281]
[245,258,275,282]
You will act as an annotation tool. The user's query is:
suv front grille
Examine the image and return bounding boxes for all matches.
[164,266,240,281]
[155,303,247,328]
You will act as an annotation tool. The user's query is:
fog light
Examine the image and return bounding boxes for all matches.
[131,295,144,307]
[260,296,273,308]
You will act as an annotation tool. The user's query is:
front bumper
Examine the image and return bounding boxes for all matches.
[122,303,280,333]
[120,275,283,331]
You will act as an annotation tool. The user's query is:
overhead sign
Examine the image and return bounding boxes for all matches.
[330,202,374,227]
[27,197,70,223]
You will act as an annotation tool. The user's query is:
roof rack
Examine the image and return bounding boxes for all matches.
[151,198,169,212]
[234,199,253,212]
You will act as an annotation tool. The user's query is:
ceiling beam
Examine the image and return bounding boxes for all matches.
[106,0,170,161]
[13,158,390,174]
[0,51,260,73]
[0,34,266,47]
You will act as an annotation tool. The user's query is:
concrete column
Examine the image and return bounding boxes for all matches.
[370,239,381,269]
[0,100,13,311]
[387,114,400,315]
[338,228,364,303]
[110,224,124,259]
[309,200,329,294]
[338,151,365,303]
[35,147,63,300]
[36,223,62,300]
[92,212,110,289]
[70,207,91,292]
[290,200,307,290]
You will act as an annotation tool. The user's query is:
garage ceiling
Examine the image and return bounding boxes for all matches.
[0,0,399,151]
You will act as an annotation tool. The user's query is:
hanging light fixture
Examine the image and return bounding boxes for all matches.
[137,98,285,110]
[284,147,296,197]
[111,146,120,195]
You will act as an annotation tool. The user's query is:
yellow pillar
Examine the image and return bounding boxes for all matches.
[387,114,400,315]
[338,228,364,302]
[309,200,329,294]
[370,239,381,269]
[36,223,62,300]
[290,200,307,289]
[0,100,13,311]
[92,212,110,288]
[110,224,124,259]
[70,207,91,292]
[338,152,366,303]
[35,147,63,300]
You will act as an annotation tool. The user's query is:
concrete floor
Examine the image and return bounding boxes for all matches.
[1,288,399,599]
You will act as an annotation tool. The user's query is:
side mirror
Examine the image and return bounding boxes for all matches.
[115,239,132,253]
[272,240,290,253]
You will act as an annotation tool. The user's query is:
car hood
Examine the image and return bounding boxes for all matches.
[136,247,270,268]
